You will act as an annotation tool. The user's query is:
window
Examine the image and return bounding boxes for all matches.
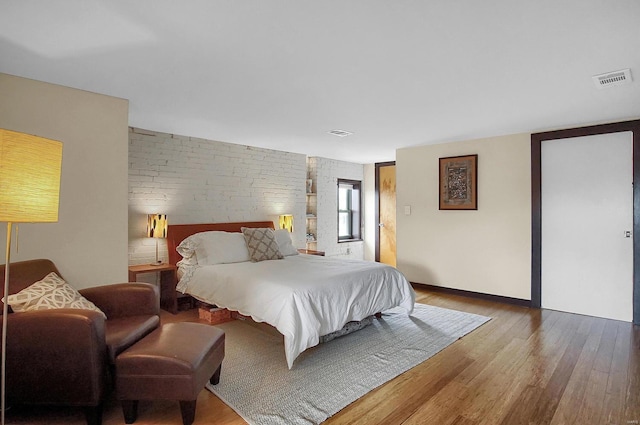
[338,179,362,241]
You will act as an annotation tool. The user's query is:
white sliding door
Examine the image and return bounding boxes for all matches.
[541,132,633,322]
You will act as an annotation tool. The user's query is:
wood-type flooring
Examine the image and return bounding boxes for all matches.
[5,285,639,425]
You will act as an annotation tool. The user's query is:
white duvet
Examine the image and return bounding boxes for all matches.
[177,254,415,368]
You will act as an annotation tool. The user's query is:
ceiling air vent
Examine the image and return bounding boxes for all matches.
[328,129,353,137]
[592,69,632,89]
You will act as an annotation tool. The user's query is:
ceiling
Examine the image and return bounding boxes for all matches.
[1,1,639,164]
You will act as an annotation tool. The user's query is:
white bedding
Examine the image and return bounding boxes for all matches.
[177,254,415,368]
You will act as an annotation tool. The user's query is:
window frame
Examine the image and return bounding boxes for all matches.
[337,178,362,242]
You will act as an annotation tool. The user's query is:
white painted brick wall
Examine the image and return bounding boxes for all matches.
[309,157,364,259]
[128,127,307,268]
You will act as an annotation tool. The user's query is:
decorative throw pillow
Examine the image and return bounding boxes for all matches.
[5,272,107,319]
[241,227,284,262]
[274,229,299,256]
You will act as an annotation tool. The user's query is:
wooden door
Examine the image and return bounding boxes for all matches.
[376,162,396,266]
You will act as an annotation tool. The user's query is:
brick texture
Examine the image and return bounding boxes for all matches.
[128,127,307,266]
[308,157,364,258]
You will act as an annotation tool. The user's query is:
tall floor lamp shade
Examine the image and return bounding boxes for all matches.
[0,129,63,425]
[147,214,168,265]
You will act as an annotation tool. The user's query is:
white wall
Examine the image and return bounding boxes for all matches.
[363,163,376,261]
[308,157,364,258]
[128,127,307,265]
[396,133,531,300]
[0,73,129,289]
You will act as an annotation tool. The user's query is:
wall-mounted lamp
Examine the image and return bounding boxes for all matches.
[147,214,167,265]
[278,214,294,232]
[0,129,63,425]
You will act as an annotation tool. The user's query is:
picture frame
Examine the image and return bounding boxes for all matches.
[439,154,478,210]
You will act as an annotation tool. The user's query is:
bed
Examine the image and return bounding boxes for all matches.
[167,221,415,368]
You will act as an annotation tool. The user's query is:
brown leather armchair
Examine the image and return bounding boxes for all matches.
[0,259,160,425]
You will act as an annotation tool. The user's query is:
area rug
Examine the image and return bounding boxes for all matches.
[206,303,490,425]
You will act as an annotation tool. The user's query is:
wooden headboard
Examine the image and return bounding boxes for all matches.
[167,221,275,266]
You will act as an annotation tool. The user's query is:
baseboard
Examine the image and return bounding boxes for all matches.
[411,282,532,308]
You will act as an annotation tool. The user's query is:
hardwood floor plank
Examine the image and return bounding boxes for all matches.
[461,340,541,423]
[496,315,591,425]
[506,311,573,386]
[453,310,537,386]
[593,320,618,374]
[549,316,606,425]
[400,381,472,425]
[574,369,609,425]
[596,320,629,425]
[411,310,574,424]
[623,324,640,423]
[570,316,610,425]
[474,313,583,425]
[449,415,479,425]
[328,348,475,424]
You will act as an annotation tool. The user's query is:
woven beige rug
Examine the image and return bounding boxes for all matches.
[206,303,490,425]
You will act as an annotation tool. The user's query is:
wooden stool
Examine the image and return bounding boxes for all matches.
[116,322,225,425]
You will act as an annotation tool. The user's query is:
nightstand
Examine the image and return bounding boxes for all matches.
[298,249,325,256]
[128,264,192,314]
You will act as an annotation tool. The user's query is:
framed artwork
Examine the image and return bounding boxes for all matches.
[439,154,478,210]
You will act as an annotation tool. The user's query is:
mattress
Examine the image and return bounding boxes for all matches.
[177,254,415,368]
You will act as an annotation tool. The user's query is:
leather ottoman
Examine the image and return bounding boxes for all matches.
[116,322,225,425]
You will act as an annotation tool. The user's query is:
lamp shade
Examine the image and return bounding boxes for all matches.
[278,214,294,232]
[147,214,168,238]
[0,129,63,223]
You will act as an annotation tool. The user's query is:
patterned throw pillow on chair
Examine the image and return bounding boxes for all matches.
[5,272,106,318]
[241,227,284,262]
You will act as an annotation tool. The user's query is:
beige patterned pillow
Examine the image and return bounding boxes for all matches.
[241,227,284,262]
[6,272,106,319]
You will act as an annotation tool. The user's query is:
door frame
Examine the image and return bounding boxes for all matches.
[531,119,640,324]
[375,161,395,262]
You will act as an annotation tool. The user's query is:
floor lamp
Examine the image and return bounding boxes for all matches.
[0,129,63,425]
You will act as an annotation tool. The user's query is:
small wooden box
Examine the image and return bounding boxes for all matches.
[198,307,233,324]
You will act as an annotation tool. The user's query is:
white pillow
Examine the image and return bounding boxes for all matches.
[176,237,199,266]
[177,231,250,265]
[5,272,106,319]
[274,229,299,256]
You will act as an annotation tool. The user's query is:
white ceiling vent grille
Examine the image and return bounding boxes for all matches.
[328,129,353,137]
[592,69,632,89]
